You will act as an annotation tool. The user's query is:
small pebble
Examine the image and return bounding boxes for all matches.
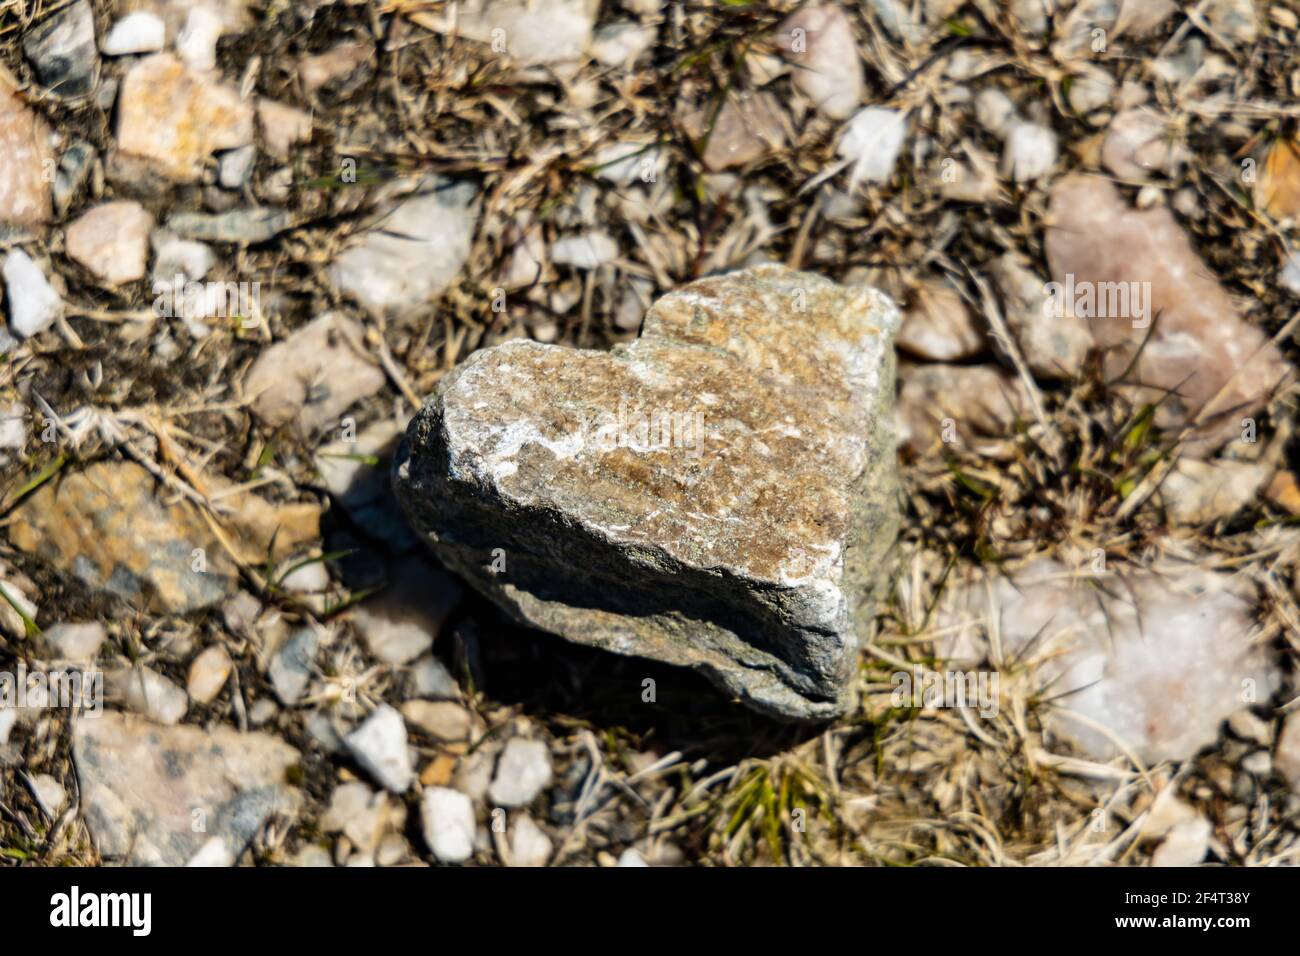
[218,145,256,190]
[488,737,553,808]
[776,4,863,120]
[0,403,28,451]
[401,700,472,743]
[551,231,619,269]
[1275,713,1300,791]
[269,627,318,706]
[65,201,154,287]
[1151,818,1210,867]
[838,107,907,187]
[409,655,461,701]
[177,6,223,72]
[421,786,476,863]
[509,813,553,867]
[590,21,655,67]
[187,646,233,704]
[117,666,189,725]
[1241,751,1271,777]
[23,0,97,98]
[1001,121,1057,182]
[3,250,63,339]
[345,704,414,793]
[30,773,67,816]
[101,11,166,56]
[44,621,107,662]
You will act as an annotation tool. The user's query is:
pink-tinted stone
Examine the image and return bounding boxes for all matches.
[73,712,299,866]
[256,98,312,160]
[898,363,1032,455]
[244,312,386,433]
[1101,109,1184,180]
[1045,174,1287,454]
[939,557,1278,764]
[896,278,986,362]
[990,253,1092,380]
[0,86,54,226]
[776,4,863,119]
[65,201,154,287]
[299,42,374,95]
[679,92,788,172]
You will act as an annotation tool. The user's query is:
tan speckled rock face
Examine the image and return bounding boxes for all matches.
[8,461,318,614]
[116,53,254,183]
[395,265,901,720]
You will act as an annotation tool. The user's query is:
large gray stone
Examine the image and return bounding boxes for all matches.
[394,265,901,720]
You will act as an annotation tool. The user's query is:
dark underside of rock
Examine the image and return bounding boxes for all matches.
[394,265,901,720]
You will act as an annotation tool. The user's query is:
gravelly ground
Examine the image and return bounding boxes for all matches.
[1,0,1300,867]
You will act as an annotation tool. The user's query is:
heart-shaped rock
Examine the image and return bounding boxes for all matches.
[394,265,901,719]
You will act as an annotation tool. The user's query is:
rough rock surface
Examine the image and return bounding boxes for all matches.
[395,265,901,719]
[9,461,236,613]
[8,461,316,614]
[73,713,300,865]
[1046,175,1288,453]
